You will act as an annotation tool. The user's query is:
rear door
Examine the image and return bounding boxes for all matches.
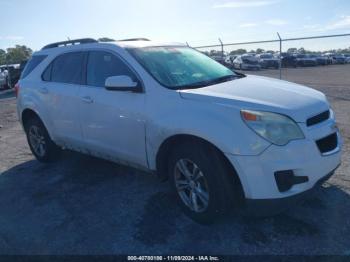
[41,51,86,149]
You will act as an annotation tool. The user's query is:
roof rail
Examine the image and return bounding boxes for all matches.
[118,38,150,42]
[41,38,98,50]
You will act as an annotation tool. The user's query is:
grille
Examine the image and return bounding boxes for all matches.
[307,110,330,127]
[316,133,338,154]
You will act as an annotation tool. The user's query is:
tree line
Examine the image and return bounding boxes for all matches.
[0,38,114,66]
[0,45,32,65]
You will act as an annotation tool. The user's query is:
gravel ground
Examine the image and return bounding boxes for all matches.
[0,65,349,255]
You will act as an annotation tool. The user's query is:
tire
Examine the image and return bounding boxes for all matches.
[24,117,61,162]
[168,141,240,224]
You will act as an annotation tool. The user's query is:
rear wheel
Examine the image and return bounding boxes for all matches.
[168,141,239,224]
[25,117,61,162]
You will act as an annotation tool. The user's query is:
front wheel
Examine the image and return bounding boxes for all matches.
[25,117,61,162]
[168,142,239,224]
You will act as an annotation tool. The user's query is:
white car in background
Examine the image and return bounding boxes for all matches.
[233,54,261,70]
[0,67,8,88]
[344,54,350,64]
[257,53,279,69]
[17,38,342,223]
[0,64,21,89]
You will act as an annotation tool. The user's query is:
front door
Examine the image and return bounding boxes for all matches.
[79,50,147,168]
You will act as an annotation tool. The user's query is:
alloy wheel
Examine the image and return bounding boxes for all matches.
[28,125,46,157]
[174,159,210,213]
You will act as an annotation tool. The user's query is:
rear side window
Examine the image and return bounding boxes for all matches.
[42,63,52,81]
[49,52,85,84]
[21,55,47,79]
[87,51,136,87]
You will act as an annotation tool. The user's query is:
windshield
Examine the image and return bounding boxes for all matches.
[128,46,238,90]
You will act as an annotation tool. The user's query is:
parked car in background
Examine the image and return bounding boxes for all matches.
[233,55,261,70]
[210,55,225,64]
[309,54,328,66]
[17,38,342,223]
[246,52,256,57]
[224,55,237,67]
[321,54,333,65]
[280,52,297,68]
[344,54,350,64]
[0,64,21,89]
[295,54,317,67]
[0,67,7,88]
[332,54,346,64]
[257,53,279,69]
[210,55,233,68]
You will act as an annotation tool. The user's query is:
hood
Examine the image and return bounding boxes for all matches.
[179,75,329,122]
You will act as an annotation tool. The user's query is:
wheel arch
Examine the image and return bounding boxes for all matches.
[21,108,42,130]
[155,134,245,199]
[21,108,53,140]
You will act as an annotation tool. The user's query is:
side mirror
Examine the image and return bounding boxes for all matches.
[105,75,142,92]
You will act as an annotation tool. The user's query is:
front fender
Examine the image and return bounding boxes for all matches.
[146,97,270,170]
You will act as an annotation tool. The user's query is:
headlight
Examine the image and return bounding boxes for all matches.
[241,110,304,146]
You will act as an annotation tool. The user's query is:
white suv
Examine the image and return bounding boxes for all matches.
[17,38,342,223]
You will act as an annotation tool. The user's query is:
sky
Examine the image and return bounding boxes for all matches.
[0,0,350,52]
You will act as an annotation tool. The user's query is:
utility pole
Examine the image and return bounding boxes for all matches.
[277,32,282,80]
[218,38,224,61]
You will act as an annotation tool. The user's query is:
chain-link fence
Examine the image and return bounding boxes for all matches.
[191,33,350,82]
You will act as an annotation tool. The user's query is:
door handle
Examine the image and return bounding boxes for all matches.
[81,96,93,104]
[39,87,48,94]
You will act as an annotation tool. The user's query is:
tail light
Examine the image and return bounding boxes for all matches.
[14,82,20,98]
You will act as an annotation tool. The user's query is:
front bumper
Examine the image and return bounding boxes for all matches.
[225,116,342,200]
[243,166,338,216]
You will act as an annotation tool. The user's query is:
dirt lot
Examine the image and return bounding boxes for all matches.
[0,65,349,255]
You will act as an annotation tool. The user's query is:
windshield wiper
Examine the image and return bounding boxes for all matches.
[176,74,241,90]
[206,74,239,85]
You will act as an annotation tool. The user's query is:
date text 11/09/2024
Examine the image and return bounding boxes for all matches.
[127,256,220,261]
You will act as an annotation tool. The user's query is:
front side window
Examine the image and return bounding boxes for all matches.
[50,52,85,84]
[128,46,237,90]
[87,51,136,87]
